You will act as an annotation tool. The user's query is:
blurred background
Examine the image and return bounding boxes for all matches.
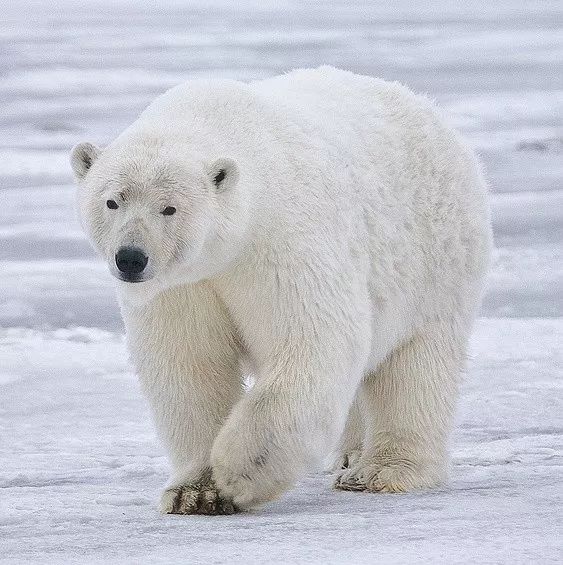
[1,0,561,329]
[1,2,561,563]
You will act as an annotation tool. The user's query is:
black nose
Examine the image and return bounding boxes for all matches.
[115,247,148,277]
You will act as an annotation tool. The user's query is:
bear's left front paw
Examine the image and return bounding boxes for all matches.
[210,451,286,511]
[211,425,293,510]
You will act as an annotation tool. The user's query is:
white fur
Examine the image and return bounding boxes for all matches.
[71,66,492,513]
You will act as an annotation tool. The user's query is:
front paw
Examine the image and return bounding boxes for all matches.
[210,426,292,510]
[160,471,238,515]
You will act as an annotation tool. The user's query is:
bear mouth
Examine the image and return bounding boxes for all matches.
[116,273,147,284]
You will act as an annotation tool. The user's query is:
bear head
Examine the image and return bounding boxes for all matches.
[71,138,247,299]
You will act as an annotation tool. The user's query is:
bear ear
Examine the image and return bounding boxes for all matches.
[207,157,239,192]
[70,142,101,180]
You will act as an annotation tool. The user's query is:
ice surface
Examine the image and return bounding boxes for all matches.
[1,321,560,564]
[0,1,561,563]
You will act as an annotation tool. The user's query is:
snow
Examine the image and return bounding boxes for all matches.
[0,1,561,563]
[1,321,561,564]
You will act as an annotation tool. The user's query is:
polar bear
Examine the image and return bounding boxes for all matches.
[71,66,491,515]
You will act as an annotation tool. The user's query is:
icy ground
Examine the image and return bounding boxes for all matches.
[1,1,562,563]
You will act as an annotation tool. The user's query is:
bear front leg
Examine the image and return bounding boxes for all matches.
[210,269,372,510]
[120,284,244,514]
[210,344,368,510]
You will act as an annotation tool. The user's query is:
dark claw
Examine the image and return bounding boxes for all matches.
[336,477,366,491]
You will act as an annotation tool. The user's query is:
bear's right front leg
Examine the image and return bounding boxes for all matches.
[120,283,244,515]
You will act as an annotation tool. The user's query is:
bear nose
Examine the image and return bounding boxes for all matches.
[115,246,148,277]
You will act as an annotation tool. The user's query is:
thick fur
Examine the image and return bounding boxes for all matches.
[72,66,492,513]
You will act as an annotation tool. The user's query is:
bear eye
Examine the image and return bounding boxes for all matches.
[106,199,118,209]
[214,169,226,185]
[162,206,176,216]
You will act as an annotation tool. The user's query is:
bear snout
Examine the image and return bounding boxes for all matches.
[115,246,149,282]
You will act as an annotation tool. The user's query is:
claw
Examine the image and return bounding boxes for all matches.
[161,478,239,516]
[334,475,366,491]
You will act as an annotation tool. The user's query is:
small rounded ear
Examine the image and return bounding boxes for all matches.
[70,142,101,180]
[207,157,239,192]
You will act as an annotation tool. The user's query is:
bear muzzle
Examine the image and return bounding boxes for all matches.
[115,246,149,283]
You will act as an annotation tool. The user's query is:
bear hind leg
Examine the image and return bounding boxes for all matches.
[335,320,465,493]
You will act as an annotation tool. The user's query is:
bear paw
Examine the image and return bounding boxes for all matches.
[211,425,292,510]
[211,459,286,511]
[160,475,238,515]
[334,459,443,493]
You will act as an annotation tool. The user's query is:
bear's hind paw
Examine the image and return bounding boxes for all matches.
[334,459,444,493]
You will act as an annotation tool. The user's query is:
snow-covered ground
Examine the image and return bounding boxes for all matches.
[1,1,561,563]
